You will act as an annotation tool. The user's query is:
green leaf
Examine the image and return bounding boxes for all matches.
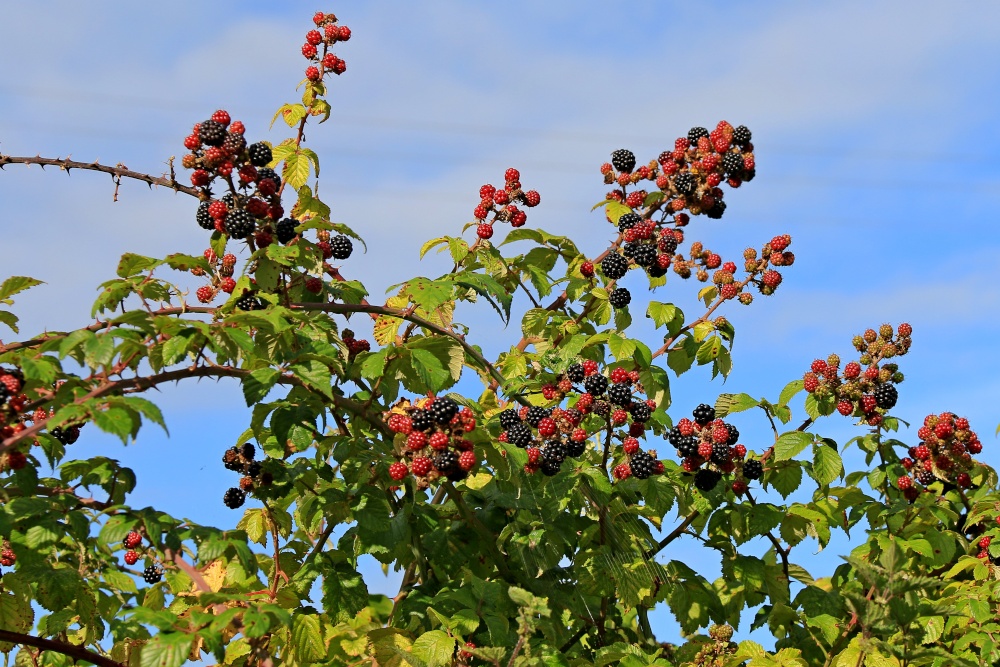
[609,333,637,361]
[774,431,813,461]
[778,379,804,406]
[291,613,326,662]
[0,310,19,333]
[715,393,759,418]
[695,336,722,364]
[277,103,308,128]
[769,461,803,499]
[811,444,843,486]
[242,367,280,406]
[0,275,43,302]
[282,150,312,190]
[646,301,683,335]
[411,630,456,667]
[140,632,194,667]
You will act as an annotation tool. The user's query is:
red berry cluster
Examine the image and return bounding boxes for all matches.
[473,168,541,239]
[0,540,15,568]
[602,121,755,219]
[303,12,351,81]
[897,412,981,499]
[0,367,30,470]
[385,396,479,485]
[667,403,762,494]
[341,329,371,359]
[803,323,912,425]
[122,530,144,566]
[192,249,239,303]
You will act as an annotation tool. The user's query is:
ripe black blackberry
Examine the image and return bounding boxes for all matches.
[256,168,281,190]
[705,201,727,219]
[673,173,695,194]
[540,440,566,464]
[725,423,739,446]
[611,148,636,173]
[692,403,715,425]
[609,288,631,309]
[196,202,214,230]
[618,212,641,232]
[330,235,353,260]
[0,385,8,402]
[677,436,699,459]
[668,427,685,447]
[540,458,562,476]
[499,409,522,430]
[659,234,678,255]
[222,447,244,472]
[694,468,721,492]
[916,470,935,486]
[721,152,745,176]
[241,442,256,460]
[247,142,273,167]
[198,119,226,147]
[222,132,246,156]
[630,401,651,423]
[524,406,550,427]
[608,382,632,406]
[622,242,638,259]
[222,193,236,208]
[874,383,898,410]
[601,252,629,280]
[632,244,657,267]
[687,127,709,143]
[223,487,246,509]
[711,442,730,466]
[51,426,80,445]
[742,459,763,481]
[429,396,459,424]
[246,461,262,477]
[647,263,668,279]
[225,209,255,238]
[566,363,585,383]
[433,450,459,474]
[410,409,434,432]
[584,374,608,396]
[506,423,533,448]
[275,218,298,244]
[446,468,468,482]
[142,565,163,584]
[235,292,262,311]
[630,451,656,480]
[565,439,585,458]
[743,169,756,182]
[733,125,752,146]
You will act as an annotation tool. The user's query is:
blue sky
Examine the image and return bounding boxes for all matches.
[2,0,1000,648]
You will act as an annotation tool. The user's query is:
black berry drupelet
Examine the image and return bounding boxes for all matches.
[618,212,641,231]
[584,374,608,396]
[275,218,297,244]
[733,125,752,145]
[725,423,740,446]
[742,459,763,481]
[608,382,632,406]
[428,396,459,424]
[692,403,715,425]
[223,487,246,509]
[524,406,550,427]
[668,427,685,448]
[874,383,898,410]
[499,409,522,429]
[566,363,586,383]
[142,565,163,584]
[433,451,459,474]
[611,148,636,173]
[506,423,533,448]
[609,288,631,309]
[410,409,434,432]
[632,244,657,267]
[630,401,651,423]
[601,252,629,280]
[247,142,273,167]
[694,468,721,492]
[330,235,353,260]
[687,127,709,143]
[198,119,226,147]
[196,202,214,229]
[235,292,262,311]
[673,172,695,194]
[630,451,656,480]
[225,209,255,238]
[721,152,745,176]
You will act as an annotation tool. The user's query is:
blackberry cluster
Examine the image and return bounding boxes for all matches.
[669,403,760,494]
[896,412,981,499]
[471,167,541,237]
[220,442,271,508]
[341,329,372,359]
[601,121,756,221]
[802,322,912,425]
[499,406,589,477]
[385,396,480,484]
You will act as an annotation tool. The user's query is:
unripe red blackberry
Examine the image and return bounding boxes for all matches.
[196,285,216,303]
[580,261,595,278]
[957,472,972,488]
[476,223,493,239]
[412,456,432,476]
[388,462,408,480]
[124,550,139,566]
[124,530,143,549]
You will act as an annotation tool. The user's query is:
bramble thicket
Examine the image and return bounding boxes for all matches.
[0,9,997,667]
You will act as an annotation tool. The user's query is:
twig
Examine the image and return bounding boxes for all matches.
[0,154,196,197]
[0,630,123,667]
[643,509,700,560]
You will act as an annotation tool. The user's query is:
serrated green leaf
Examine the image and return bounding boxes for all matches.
[774,431,812,461]
[0,275,43,302]
[242,367,280,406]
[140,632,193,667]
[291,613,326,662]
[811,444,842,485]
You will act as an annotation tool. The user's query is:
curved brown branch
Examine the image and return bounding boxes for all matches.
[0,630,123,667]
[643,509,700,560]
[0,154,198,198]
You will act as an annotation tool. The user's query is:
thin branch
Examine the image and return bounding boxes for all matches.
[0,154,197,197]
[558,626,588,654]
[643,509,700,560]
[0,630,123,667]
